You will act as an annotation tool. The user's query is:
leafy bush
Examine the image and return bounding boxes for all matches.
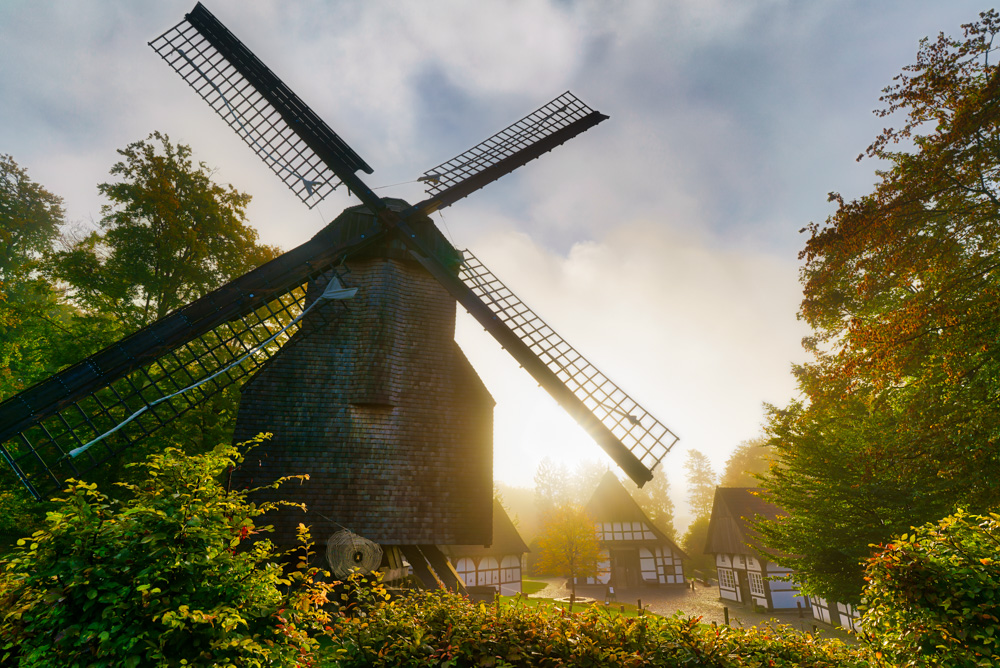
[326,588,870,667]
[861,509,1000,667]
[0,437,334,667]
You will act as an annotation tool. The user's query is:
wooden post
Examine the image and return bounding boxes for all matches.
[723,606,729,626]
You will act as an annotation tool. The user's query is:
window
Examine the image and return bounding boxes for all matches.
[718,568,736,589]
[456,558,476,587]
[477,557,498,586]
[749,571,766,596]
[500,555,520,583]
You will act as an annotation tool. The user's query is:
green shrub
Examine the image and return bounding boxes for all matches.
[325,588,870,667]
[0,437,334,667]
[861,509,1000,667]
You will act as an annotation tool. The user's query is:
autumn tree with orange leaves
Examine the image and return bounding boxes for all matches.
[759,11,1000,603]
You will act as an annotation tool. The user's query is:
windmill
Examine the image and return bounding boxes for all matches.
[0,3,679,587]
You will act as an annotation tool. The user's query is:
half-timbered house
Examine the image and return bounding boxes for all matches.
[581,471,687,588]
[446,499,529,596]
[704,487,807,611]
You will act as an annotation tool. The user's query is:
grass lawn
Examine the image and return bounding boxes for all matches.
[520,579,548,596]
[499,593,648,618]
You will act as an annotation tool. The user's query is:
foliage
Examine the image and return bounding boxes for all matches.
[50,132,279,330]
[0,437,335,667]
[629,467,677,540]
[0,153,63,285]
[0,154,106,399]
[719,436,774,488]
[760,10,1000,601]
[326,587,871,667]
[685,449,717,519]
[534,504,601,607]
[860,509,1000,667]
[682,515,715,578]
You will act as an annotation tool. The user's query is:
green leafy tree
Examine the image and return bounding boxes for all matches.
[535,504,600,608]
[719,436,774,487]
[0,154,62,287]
[761,10,1000,603]
[0,436,334,667]
[681,515,714,579]
[861,509,1000,667]
[51,131,279,330]
[0,155,96,400]
[42,133,282,487]
[684,449,717,520]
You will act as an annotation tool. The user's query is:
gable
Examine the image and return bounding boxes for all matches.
[585,471,687,559]
[704,487,784,557]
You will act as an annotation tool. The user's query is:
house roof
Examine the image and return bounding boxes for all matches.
[446,498,530,558]
[703,487,784,557]
[585,471,688,559]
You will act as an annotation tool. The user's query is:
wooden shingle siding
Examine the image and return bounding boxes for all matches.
[231,205,494,552]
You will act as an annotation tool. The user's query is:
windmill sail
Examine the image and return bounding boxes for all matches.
[413,92,608,215]
[458,251,678,478]
[0,220,381,499]
[406,244,676,485]
[149,2,374,209]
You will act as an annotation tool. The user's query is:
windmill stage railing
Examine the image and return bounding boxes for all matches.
[458,250,678,474]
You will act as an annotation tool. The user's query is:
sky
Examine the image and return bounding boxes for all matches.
[0,0,987,526]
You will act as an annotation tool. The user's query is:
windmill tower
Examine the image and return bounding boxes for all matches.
[0,3,680,587]
[231,201,496,558]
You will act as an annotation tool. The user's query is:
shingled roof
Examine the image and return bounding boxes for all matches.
[585,471,687,558]
[703,487,784,557]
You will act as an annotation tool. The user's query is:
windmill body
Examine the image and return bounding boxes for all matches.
[232,201,494,551]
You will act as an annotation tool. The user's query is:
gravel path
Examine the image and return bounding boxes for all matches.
[527,577,851,642]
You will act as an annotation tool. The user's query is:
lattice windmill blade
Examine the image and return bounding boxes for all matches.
[0,221,381,499]
[400,237,677,486]
[457,251,679,479]
[411,92,608,215]
[149,2,378,211]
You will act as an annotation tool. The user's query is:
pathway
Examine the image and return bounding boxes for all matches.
[527,577,852,642]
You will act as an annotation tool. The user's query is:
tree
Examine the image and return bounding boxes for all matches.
[0,154,79,399]
[569,459,609,508]
[719,436,774,487]
[760,10,1000,603]
[684,449,717,520]
[0,154,63,286]
[629,468,677,540]
[681,515,714,579]
[533,457,571,519]
[535,504,601,609]
[51,132,279,330]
